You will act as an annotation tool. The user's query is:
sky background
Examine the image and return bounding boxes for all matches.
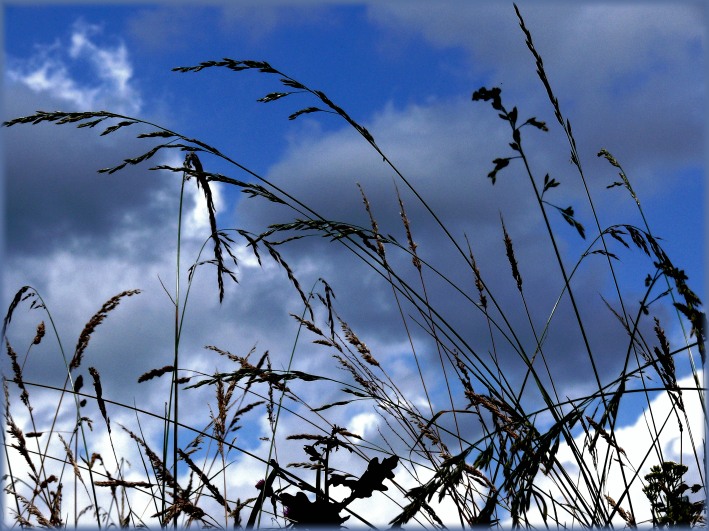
[1,1,706,527]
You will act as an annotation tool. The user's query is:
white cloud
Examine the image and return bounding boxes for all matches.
[512,373,706,527]
[348,411,378,439]
[7,20,141,115]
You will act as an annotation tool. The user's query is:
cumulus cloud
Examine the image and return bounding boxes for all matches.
[2,4,703,528]
[366,3,704,180]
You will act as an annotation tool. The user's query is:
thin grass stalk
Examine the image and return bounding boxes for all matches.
[598,151,705,482]
[255,282,316,528]
[8,108,529,418]
[515,6,667,518]
[11,288,103,527]
[356,183,443,457]
[515,6,636,365]
[500,215,561,406]
[512,139,614,519]
[172,160,187,527]
[170,63,542,373]
[132,403,164,519]
[158,164,189,527]
[396,183,464,458]
[599,150,704,390]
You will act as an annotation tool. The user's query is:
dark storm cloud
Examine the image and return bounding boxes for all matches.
[3,83,179,261]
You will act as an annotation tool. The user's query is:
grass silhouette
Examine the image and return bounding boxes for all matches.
[2,5,705,528]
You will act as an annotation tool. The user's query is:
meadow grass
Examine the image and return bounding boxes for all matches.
[2,6,705,528]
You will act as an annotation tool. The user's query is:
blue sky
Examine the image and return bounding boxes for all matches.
[1,2,705,527]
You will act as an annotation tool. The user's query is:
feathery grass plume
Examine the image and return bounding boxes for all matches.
[138,365,175,383]
[122,426,178,492]
[57,434,85,485]
[5,340,30,409]
[205,344,240,362]
[652,318,684,411]
[226,400,265,433]
[175,58,378,148]
[88,367,110,434]
[500,214,523,292]
[3,381,18,500]
[14,491,52,527]
[655,257,705,362]
[184,151,237,303]
[32,321,45,345]
[315,278,337,341]
[465,392,519,440]
[452,350,474,395]
[178,448,227,508]
[156,495,208,526]
[340,320,379,366]
[261,239,313,319]
[396,185,421,271]
[466,236,487,310]
[598,148,641,207]
[6,408,38,477]
[212,368,237,458]
[290,313,326,338]
[357,183,386,262]
[71,290,141,371]
[605,495,636,527]
[334,354,375,393]
[48,482,63,526]
[585,415,626,456]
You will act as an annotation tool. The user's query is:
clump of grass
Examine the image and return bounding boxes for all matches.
[2,4,705,529]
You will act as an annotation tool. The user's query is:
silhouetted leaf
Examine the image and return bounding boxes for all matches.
[559,206,585,239]
[523,117,548,131]
[487,157,511,184]
[542,174,559,194]
[348,455,399,499]
[278,491,348,527]
[509,106,518,126]
[472,86,503,111]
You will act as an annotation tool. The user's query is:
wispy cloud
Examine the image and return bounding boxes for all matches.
[7,20,141,115]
